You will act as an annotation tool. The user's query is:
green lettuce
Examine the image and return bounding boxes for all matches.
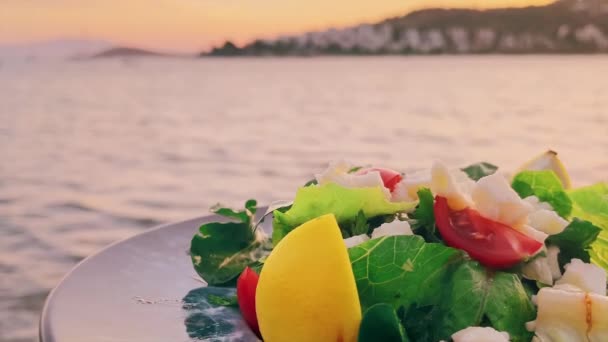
[359,303,409,342]
[190,200,271,285]
[511,170,572,218]
[349,236,535,342]
[546,218,601,270]
[462,162,498,181]
[272,183,416,243]
[568,182,608,270]
[409,188,441,243]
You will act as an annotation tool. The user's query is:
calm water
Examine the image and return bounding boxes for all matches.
[1,56,607,341]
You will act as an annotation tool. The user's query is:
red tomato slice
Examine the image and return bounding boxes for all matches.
[237,267,261,338]
[434,196,543,269]
[357,167,403,192]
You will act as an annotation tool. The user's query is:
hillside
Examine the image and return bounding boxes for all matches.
[89,47,171,58]
[205,0,608,56]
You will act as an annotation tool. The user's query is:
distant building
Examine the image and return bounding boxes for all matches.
[473,28,497,51]
[448,27,470,53]
[575,24,608,49]
[206,1,608,56]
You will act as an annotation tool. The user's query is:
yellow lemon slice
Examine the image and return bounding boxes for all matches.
[256,214,361,342]
[516,150,572,189]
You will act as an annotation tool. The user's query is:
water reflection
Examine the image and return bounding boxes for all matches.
[182,286,259,341]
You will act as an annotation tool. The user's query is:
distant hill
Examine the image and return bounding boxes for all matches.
[205,0,608,56]
[88,47,172,58]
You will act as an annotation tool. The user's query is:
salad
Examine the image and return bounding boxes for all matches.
[189,151,608,342]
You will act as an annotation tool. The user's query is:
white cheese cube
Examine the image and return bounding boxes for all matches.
[343,234,370,248]
[530,287,588,342]
[431,162,473,210]
[371,220,413,239]
[528,209,569,235]
[555,259,607,295]
[471,173,533,228]
[589,292,608,342]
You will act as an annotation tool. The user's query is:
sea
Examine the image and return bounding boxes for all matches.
[0,56,607,342]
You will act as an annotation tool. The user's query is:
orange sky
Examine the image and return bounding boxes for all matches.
[0,0,554,53]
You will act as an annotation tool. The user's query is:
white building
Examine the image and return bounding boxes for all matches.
[447,27,470,53]
[575,24,608,49]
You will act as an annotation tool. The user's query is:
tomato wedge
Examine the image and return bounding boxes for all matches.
[357,167,403,192]
[237,267,261,338]
[434,196,543,269]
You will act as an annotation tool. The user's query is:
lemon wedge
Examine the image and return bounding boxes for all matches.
[516,150,572,189]
[256,214,362,342]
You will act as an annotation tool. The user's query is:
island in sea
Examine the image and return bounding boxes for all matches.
[88,47,176,59]
[205,0,608,56]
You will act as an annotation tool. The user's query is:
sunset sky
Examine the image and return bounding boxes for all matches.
[1,0,554,53]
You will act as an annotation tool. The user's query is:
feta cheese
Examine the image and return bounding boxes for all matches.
[522,246,561,285]
[394,168,431,201]
[529,286,608,342]
[451,326,510,342]
[315,160,390,199]
[524,196,553,211]
[431,162,473,210]
[555,259,607,295]
[521,196,568,235]
[343,234,370,248]
[391,180,416,202]
[547,246,562,280]
[522,254,554,285]
[590,291,608,342]
[520,225,549,243]
[530,287,588,342]
[471,173,533,228]
[528,208,569,235]
[371,220,413,239]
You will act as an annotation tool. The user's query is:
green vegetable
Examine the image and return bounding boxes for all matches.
[272,183,416,243]
[183,287,258,340]
[568,182,608,270]
[398,304,438,342]
[207,294,238,307]
[547,218,601,271]
[461,162,498,181]
[344,210,369,237]
[349,236,535,342]
[359,303,409,342]
[210,199,257,223]
[434,262,535,342]
[408,188,440,243]
[350,236,462,311]
[190,200,271,285]
[511,170,572,218]
[569,183,608,228]
[303,179,318,187]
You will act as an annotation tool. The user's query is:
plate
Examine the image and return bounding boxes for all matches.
[39,211,269,342]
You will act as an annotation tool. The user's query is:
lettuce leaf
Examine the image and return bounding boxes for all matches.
[190,200,271,285]
[546,218,601,270]
[272,183,416,244]
[409,188,441,243]
[568,182,608,270]
[359,304,409,342]
[349,236,535,342]
[511,170,572,218]
[461,162,498,181]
